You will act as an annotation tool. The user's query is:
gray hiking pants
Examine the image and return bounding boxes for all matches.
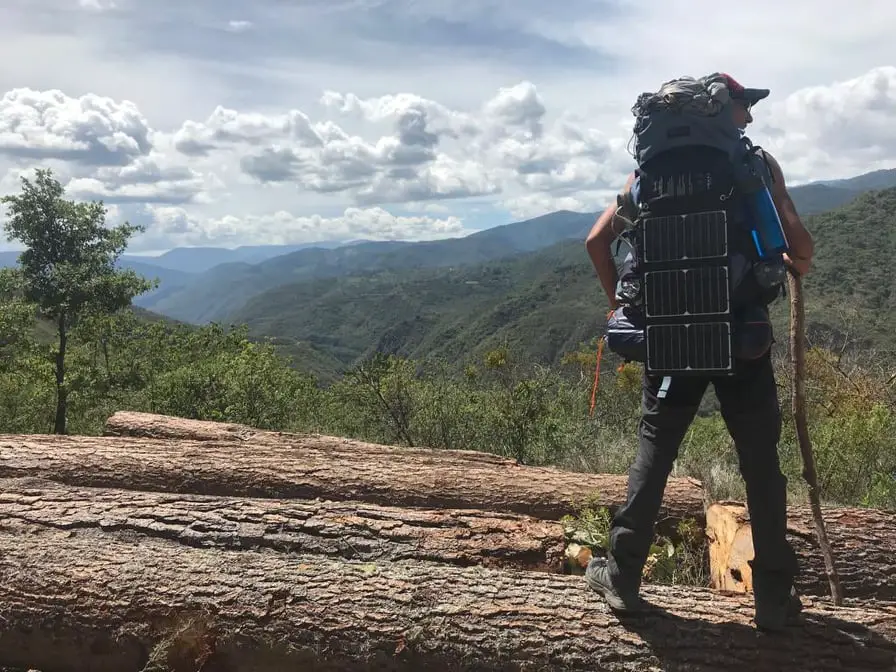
[606,351,798,603]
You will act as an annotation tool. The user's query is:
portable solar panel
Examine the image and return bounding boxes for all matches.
[641,209,735,376]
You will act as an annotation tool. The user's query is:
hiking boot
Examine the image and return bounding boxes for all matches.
[584,557,647,614]
[754,587,803,632]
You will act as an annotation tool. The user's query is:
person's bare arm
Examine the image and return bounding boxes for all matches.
[585,172,636,309]
[763,150,814,275]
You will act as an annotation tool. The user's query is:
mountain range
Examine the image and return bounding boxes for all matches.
[0,241,349,307]
[9,167,891,320]
[1,166,895,378]
[122,241,349,273]
[230,184,896,380]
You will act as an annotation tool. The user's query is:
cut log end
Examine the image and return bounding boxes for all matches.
[707,502,896,602]
[707,503,755,593]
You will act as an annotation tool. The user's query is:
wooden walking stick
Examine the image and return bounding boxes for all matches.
[788,267,844,605]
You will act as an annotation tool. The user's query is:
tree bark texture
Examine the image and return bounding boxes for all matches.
[0,433,705,523]
[0,520,894,672]
[707,502,896,602]
[0,477,566,572]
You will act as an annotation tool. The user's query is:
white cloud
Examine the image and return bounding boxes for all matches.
[172,106,323,157]
[0,87,151,166]
[128,204,471,250]
[0,0,894,252]
[754,66,896,181]
[225,20,253,33]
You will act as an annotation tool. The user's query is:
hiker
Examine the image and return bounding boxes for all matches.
[583,73,815,631]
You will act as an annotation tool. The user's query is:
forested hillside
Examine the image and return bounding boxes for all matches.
[229,238,597,374]
[229,187,896,380]
[134,211,599,323]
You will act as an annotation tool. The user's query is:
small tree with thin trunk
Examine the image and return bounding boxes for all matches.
[1,168,154,434]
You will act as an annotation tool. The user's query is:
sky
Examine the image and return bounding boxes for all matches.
[0,0,894,254]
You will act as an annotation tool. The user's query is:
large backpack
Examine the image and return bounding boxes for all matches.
[605,73,788,377]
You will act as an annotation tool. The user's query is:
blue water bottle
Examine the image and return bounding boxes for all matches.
[744,185,789,259]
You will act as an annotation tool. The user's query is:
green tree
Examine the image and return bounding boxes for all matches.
[340,352,418,447]
[1,168,154,434]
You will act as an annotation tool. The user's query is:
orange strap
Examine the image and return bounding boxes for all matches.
[589,310,615,417]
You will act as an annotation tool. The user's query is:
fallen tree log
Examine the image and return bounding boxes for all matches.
[0,433,705,523]
[104,411,515,465]
[0,521,894,672]
[0,477,566,572]
[105,410,289,443]
[708,502,896,602]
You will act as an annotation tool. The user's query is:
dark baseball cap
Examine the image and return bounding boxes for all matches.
[720,73,770,104]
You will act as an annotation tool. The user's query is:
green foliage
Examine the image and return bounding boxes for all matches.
[1,268,55,433]
[1,169,154,434]
[774,347,896,509]
[561,496,612,550]
[561,494,708,587]
[676,413,747,502]
[326,352,419,446]
[1,169,153,323]
[644,518,709,587]
[1,297,889,514]
[0,268,36,361]
[149,336,318,431]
